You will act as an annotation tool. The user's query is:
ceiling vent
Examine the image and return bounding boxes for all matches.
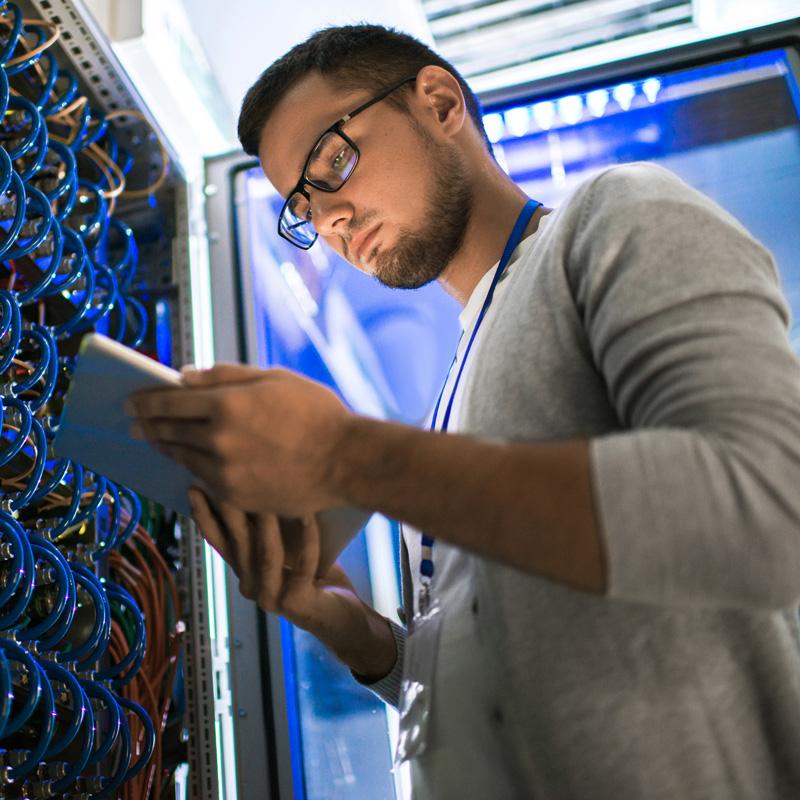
[423,0,799,96]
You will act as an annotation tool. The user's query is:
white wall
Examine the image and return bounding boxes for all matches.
[179,0,432,121]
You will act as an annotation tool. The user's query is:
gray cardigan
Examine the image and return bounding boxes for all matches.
[360,163,800,799]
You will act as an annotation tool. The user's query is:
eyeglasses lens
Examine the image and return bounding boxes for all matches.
[279,193,315,248]
[279,131,358,248]
[306,131,358,190]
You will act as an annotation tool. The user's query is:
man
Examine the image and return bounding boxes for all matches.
[128,24,800,799]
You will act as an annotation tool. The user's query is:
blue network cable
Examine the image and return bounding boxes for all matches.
[117,694,156,780]
[94,703,131,800]
[5,23,53,76]
[95,581,146,685]
[102,216,137,289]
[0,637,41,736]
[15,214,63,304]
[0,528,34,631]
[0,395,33,466]
[0,511,27,607]
[0,647,10,738]
[0,3,22,65]
[62,563,110,666]
[50,686,95,794]
[7,416,46,510]
[0,164,27,260]
[82,680,121,768]
[16,326,58,413]
[124,293,148,348]
[94,479,122,556]
[19,533,74,642]
[115,486,142,548]
[52,252,95,338]
[5,182,53,261]
[0,4,167,791]
[41,660,86,758]
[70,471,106,526]
[43,225,88,295]
[29,51,58,110]
[28,456,69,501]
[49,460,85,537]
[13,326,53,393]
[7,661,55,782]
[0,288,20,363]
[43,67,78,117]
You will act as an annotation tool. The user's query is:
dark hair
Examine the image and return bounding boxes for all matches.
[237,24,491,157]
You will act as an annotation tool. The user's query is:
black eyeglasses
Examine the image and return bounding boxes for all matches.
[277,75,417,250]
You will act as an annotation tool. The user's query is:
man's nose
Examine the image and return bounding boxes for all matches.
[310,189,353,239]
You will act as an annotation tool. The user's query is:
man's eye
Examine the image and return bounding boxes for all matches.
[331,147,349,174]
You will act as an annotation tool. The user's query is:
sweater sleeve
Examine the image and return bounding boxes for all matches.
[351,619,405,708]
[571,162,800,610]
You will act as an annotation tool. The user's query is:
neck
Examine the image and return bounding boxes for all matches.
[438,162,550,306]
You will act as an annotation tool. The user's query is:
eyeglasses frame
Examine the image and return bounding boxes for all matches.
[277,74,418,249]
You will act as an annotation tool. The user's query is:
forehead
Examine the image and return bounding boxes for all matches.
[258,72,363,197]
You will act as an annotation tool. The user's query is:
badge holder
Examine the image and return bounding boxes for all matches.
[395,582,445,765]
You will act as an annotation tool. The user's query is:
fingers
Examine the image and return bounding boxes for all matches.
[293,516,321,582]
[190,488,260,598]
[181,363,265,387]
[256,513,285,610]
[131,419,215,451]
[125,386,215,421]
[148,442,219,484]
[189,488,233,564]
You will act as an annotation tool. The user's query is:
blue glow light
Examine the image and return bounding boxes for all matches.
[642,78,662,103]
[612,83,636,111]
[505,105,531,137]
[532,101,556,131]
[557,95,584,125]
[586,89,609,118]
[483,112,505,143]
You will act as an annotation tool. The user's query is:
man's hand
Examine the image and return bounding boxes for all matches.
[126,364,351,517]
[189,488,397,680]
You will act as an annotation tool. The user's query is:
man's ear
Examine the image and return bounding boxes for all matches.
[413,65,466,139]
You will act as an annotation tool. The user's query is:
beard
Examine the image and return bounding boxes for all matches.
[370,142,473,290]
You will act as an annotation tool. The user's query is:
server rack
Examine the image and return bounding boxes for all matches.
[0,1,233,797]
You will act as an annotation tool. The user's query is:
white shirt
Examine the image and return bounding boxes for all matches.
[403,229,543,798]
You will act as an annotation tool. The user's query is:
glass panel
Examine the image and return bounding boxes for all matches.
[486,47,800,344]
[238,166,460,799]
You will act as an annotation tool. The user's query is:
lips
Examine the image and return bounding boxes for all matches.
[351,224,381,264]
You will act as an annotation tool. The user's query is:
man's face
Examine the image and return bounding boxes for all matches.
[259,72,472,289]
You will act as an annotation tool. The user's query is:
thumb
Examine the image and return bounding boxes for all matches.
[181,362,265,387]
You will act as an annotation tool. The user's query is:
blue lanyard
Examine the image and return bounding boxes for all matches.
[419,198,541,589]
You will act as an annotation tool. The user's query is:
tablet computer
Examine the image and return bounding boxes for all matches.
[54,333,372,573]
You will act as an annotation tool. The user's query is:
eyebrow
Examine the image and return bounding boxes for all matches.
[290,114,342,193]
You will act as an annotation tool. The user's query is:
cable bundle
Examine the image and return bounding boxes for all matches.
[0,4,183,798]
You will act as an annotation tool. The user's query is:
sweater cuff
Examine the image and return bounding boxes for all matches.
[351,619,405,709]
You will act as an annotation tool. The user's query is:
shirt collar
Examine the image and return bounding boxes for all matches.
[457,228,542,332]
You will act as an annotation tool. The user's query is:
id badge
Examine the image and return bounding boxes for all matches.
[395,594,445,765]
